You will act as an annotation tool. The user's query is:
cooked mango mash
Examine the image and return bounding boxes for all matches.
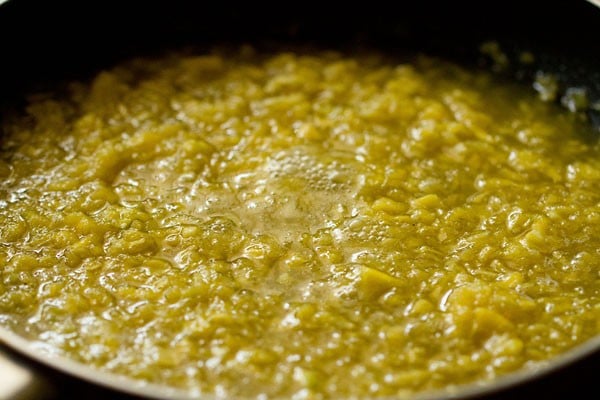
[1,49,599,399]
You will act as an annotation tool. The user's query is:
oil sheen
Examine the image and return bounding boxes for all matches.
[1,49,599,399]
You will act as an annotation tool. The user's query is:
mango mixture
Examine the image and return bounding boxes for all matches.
[1,49,599,399]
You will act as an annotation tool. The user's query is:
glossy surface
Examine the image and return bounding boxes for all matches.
[1,49,599,399]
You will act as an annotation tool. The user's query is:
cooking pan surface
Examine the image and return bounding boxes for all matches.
[1,0,599,125]
[1,1,599,399]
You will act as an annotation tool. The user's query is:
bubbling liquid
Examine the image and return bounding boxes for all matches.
[1,49,599,399]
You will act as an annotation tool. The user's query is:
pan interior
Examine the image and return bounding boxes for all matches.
[1,45,600,399]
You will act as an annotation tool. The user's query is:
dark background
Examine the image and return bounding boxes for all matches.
[1,0,600,399]
[1,0,599,113]
[1,0,600,126]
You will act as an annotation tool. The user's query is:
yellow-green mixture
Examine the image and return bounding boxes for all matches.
[1,48,599,399]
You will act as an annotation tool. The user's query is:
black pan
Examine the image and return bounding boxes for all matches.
[0,1,599,399]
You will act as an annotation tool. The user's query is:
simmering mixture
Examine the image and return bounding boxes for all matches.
[1,49,599,399]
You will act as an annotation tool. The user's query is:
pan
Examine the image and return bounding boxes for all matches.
[0,1,599,399]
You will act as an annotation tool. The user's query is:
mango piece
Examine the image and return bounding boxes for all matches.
[355,265,404,301]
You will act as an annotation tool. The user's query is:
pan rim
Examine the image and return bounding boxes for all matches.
[1,324,600,399]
